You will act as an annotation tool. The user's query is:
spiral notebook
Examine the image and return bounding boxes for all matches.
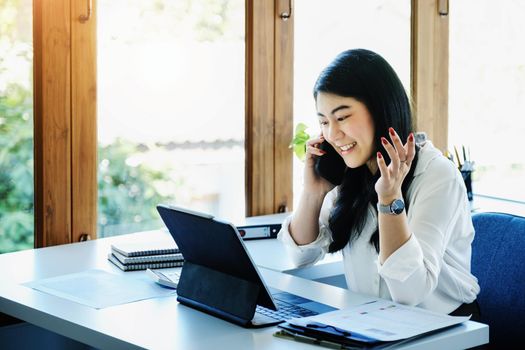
[111,241,179,257]
[111,249,184,265]
[107,253,184,271]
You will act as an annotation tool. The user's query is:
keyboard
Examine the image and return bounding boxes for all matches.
[149,270,321,322]
[255,298,319,321]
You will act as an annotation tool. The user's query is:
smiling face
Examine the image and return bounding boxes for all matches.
[316,92,376,169]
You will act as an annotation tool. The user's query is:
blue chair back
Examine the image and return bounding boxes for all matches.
[471,212,525,346]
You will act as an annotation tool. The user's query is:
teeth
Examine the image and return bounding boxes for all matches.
[340,142,356,151]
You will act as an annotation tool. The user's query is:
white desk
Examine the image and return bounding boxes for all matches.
[0,232,489,350]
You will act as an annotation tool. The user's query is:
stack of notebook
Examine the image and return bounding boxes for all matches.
[107,241,184,271]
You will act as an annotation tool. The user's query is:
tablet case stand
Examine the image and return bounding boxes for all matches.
[176,262,261,327]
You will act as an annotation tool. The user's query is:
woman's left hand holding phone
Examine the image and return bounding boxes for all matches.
[289,134,334,246]
[304,134,336,196]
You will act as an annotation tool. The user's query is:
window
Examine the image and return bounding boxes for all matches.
[26,1,444,246]
[0,0,33,253]
[292,0,411,204]
[449,0,525,202]
[97,0,245,236]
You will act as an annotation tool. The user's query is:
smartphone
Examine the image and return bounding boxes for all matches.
[314,140,347,186]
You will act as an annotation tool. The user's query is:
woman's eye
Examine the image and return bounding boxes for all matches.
[337,115,350,122]
[319,120,328,126]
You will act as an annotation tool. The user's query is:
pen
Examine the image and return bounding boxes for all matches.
[448,151,455,164]
[454,146,462,169]
[274,330,345,349]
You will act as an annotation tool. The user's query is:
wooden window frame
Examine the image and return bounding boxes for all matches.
[33,0,448,246]
[411,0,449,151]
[34,0,96,247]
[34,0,72,247]
[245,0,293,216]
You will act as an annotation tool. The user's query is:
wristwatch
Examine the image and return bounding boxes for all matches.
[377,198,405,215]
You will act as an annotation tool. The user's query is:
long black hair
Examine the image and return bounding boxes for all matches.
[313,49,419,253]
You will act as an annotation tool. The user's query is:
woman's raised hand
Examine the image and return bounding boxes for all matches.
[375,127,416,202]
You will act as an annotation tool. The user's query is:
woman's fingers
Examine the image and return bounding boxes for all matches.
[306,135,326,157]
[404,133,416,166]
[376,129,415,197]
[307,145,326,157]
[380,136,400,173]
[376,152,390,180]
[388,127,407,161]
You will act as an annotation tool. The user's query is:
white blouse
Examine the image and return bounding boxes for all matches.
[278,141,480,314]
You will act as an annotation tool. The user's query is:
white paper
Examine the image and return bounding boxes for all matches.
[290,299,470,342]
[24,269,177,309]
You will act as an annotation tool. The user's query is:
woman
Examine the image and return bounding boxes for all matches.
[278,49,480,318]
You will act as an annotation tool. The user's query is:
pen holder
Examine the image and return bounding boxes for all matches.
[461,170,473,202]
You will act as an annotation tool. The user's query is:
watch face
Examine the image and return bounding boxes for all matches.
[390,199,405,215]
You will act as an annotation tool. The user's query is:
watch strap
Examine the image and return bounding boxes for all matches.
[377,198,405,215]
